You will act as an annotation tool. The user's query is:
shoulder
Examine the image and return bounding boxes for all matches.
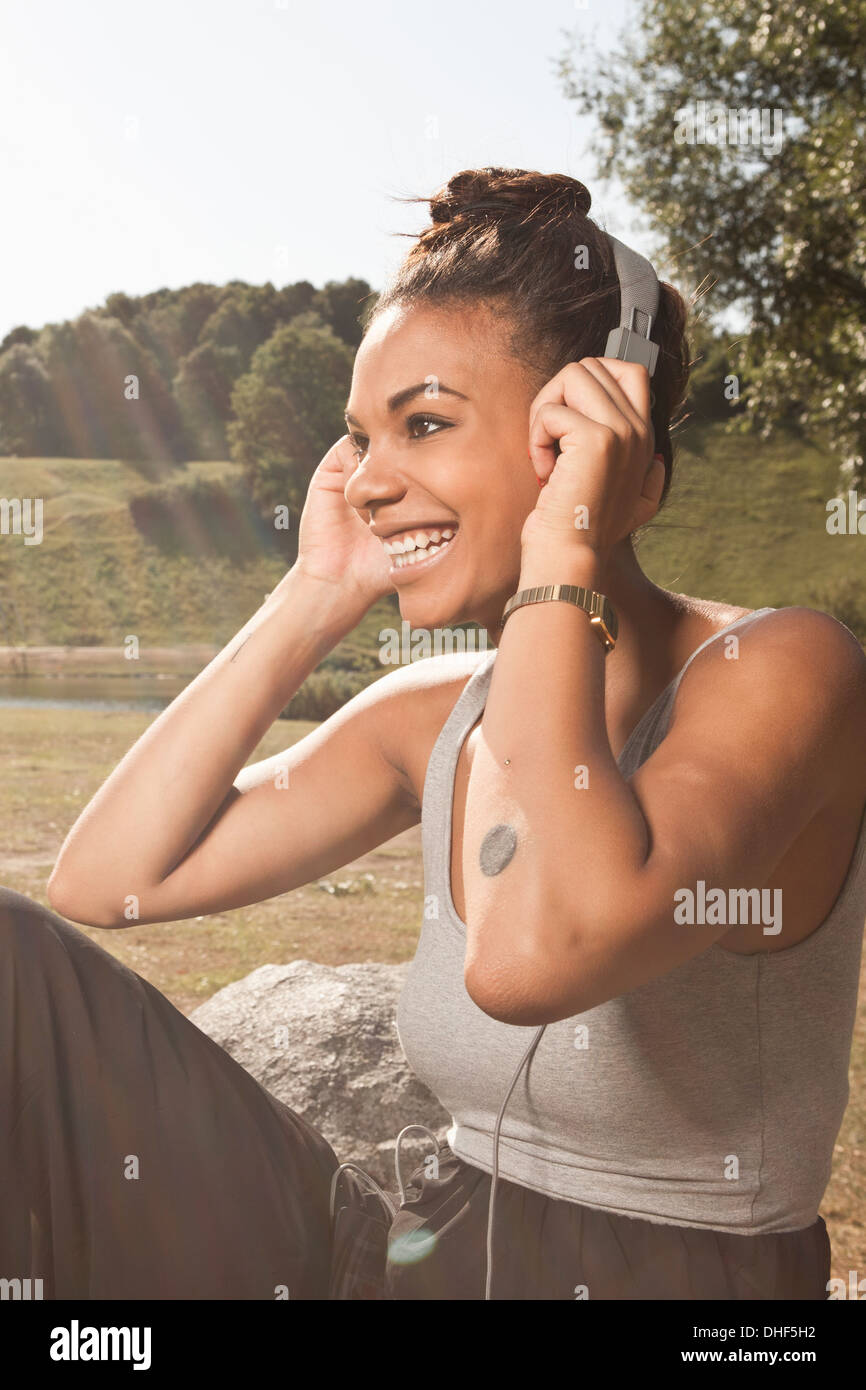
[364,647,492,709]
[350,648,493,786]
[691,605,866,695]
[671,605,866,794]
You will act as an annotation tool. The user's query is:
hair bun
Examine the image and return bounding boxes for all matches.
[429,167,592,228]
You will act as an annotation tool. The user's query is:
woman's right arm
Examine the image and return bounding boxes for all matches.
[47,564,417,928]
[47,436,418,929]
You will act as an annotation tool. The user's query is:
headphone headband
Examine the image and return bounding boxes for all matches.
[603,233,660,377]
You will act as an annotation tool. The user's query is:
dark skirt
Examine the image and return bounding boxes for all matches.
[0,886,831,1301]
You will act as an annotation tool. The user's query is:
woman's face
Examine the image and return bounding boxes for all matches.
[343,300,541,637]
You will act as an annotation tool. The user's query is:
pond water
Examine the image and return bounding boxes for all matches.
[0,675,189,712]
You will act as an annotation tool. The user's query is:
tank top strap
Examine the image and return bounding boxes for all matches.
[421,652,497,917]
[617,607,777,777]
[669,605,778,698]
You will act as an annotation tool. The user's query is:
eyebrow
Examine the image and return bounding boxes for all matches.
[344,381,469,428]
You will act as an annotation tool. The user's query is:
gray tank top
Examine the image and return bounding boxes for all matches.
[395,608,866,1233]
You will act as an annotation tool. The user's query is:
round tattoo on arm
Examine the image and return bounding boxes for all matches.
[479,823,518,876]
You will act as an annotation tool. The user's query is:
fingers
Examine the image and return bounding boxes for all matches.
[597,358,654,419]
[318,435,357,477]
[332,434,357,468]
[530,361,621,431]
[529,360,652,461]
[583,360,652,442]
[528,402,575,468]
[528,402,614,478]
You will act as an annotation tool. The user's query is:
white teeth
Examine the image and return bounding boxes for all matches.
[383,525,458,556]
[392,534,456,568]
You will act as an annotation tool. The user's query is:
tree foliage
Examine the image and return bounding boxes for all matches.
[557,0,866,482]
[0,277,372,471]
[227,312,354,518]
[0,344,65,455]
[310,278,377,347]
[37,313,185,461]
[173,341,243,460]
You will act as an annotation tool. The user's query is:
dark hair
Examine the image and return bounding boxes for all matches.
[367,167,690,517]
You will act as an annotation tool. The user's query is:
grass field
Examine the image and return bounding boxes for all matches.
[1,426,864,1281]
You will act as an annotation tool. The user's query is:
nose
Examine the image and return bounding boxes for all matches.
[343,445,407,517]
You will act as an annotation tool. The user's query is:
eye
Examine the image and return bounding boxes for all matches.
[407,413,453,440]
[346,414,452,460]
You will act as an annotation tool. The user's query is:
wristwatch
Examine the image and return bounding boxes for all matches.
[499,584,618,652]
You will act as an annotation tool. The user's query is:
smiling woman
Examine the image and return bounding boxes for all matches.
[4,167,865,1303]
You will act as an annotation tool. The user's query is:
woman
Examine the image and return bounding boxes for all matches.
[4,168,866,1300]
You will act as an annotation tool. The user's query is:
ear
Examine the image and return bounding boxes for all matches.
[628,453,666,532]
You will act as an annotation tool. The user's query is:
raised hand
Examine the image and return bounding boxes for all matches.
[522,359,665,565]
[295,435,394,610]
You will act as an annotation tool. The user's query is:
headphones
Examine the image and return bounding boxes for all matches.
[483,231,660,1301]
[603,234,660,377]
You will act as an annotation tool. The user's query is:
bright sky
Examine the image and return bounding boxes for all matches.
[0,0,647,344]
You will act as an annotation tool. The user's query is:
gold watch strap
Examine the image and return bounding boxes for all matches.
[499,584,618,652]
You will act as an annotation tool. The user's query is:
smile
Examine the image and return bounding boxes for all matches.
[384,527,459,576]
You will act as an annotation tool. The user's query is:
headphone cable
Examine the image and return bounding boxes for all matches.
[484,1023,547,1300]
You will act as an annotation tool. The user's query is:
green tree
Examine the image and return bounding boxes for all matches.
[132,288,217,384]
[682,317,737,429]
[0,344,66,455]
[311,278,376,347]
[39,312,185,460]
[174,341,243,459]
[558,0,866,483]
[103,292,139,328]
[228,312,353,516]
[197,283,282,372]
[275,280,317,323]
[0,324,39,354]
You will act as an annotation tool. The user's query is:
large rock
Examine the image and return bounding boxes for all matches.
[190,960,451,1190]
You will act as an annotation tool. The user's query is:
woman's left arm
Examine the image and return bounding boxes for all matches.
[462,359,866,1025]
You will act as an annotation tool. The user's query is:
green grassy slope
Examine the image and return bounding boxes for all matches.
[0,425,861,664]
[635,424,861,615]
[0,456,401,674]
